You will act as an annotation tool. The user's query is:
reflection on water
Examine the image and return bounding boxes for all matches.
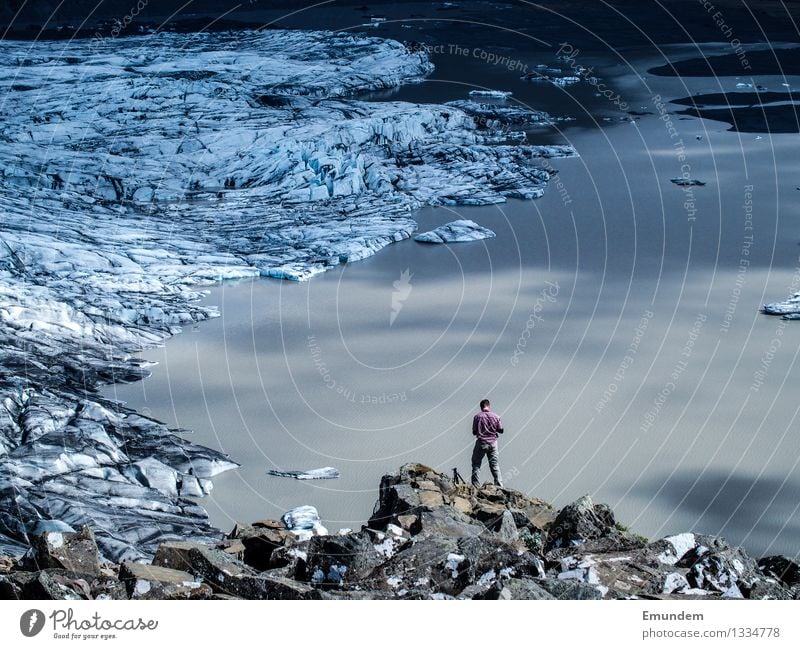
[105,46,800,559]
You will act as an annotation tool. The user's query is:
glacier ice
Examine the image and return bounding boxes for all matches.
[267,467,340,480]
[282,505,328,541]
[414,220,496,243]
[0,28,575,559]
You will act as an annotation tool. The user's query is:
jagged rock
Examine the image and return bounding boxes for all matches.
[2,462,792,600]
[367,536,463,596]
[496,510,519,544]
[531,576,604,600]
[236,527,294,571]
[268,542,310,577]
[152,542,263,597]
[219,539,246,561]
[320,589,395,600]
[25,526,101,575]
[251,519,285,531]
[680,539,761,594]
[21,570,92,600]
[416,509,485,539]
[259,570,322,600]
[0,573,23,599]
[545,495,620,551]
[119,561,212,600]
[495,577,561,599]
[758,555,800,588]
[90,576,129,601]
[746,579,794,600]
[649,533,699,565]
[306,532,384,587]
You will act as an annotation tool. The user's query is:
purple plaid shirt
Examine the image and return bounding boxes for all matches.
[472,409,503,444]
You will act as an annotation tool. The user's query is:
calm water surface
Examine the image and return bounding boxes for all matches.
[104,42,800,558]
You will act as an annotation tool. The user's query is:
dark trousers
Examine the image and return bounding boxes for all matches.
[471,440,502,487]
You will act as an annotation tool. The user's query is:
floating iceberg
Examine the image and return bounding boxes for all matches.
[282,505,329,541]
[267,467,341,480]
[763,292,800,317]
[469,90,512,99]
[670,178,707,187]
[414,220,496,243]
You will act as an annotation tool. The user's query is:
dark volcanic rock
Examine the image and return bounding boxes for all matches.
[25,526,101,575]
[758,556,800,589]
[3,462,795,600]
[119,561,212,600]
[545,495,621,552]
[306,532,383,587]
[229,524,294,571]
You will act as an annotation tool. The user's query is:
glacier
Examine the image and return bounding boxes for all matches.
[414,220,496,243]
[0,28,575,561]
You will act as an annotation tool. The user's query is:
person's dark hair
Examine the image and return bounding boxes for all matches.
[480,399,491,410]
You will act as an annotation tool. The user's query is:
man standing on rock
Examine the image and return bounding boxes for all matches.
[471,399,504,488]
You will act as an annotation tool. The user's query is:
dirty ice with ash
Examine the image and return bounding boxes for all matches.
[0,28,574,561]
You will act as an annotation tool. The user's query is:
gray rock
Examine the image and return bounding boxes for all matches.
[758,555,800,588]
[496,578,559,600]
[545,495,619,551]
[306,532,383,587]
[237,527,294,571]
[25,526,101,575]
[533,576,604,600]
[21,570,90,600]
[119,561,212,600]
[496,510,519,544]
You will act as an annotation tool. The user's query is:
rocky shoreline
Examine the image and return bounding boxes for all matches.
[2,463,797,600]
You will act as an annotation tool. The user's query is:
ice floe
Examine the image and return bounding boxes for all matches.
[414,220,496,243]
[267,467,340,480]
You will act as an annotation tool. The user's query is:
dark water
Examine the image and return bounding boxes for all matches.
[105,32,800,558]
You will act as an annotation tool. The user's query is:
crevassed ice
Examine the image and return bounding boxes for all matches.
[0,28,574,560]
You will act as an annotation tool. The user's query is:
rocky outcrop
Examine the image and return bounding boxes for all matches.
[0,463,796,600]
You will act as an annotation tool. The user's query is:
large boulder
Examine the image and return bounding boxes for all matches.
[306,532,383,587]
[25,526,101,575]
[152,541,316,599]
[228,523,295,571]
[545,496,623,552]
[758,556,800,592]
[368,463,554,542]
[119,561,212,600]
